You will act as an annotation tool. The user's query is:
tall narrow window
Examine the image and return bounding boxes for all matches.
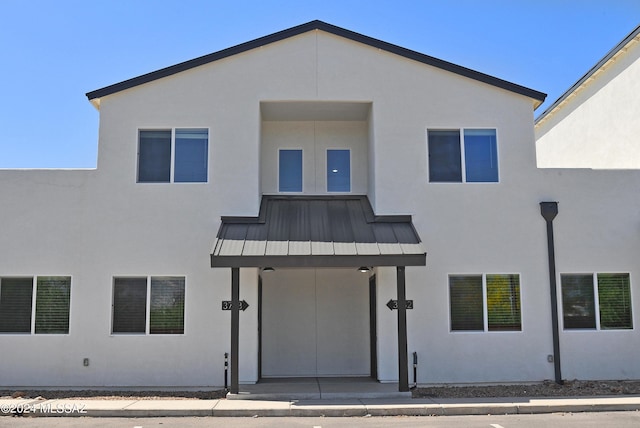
[327,149,351,192]
[35,277,71,334]
[449,275,483,331]
[0,278,33,333]
[138,130,172,183]
[464,129,498,182]
[428,130,462,182]
[486,274,521,331]
[597,274,632,330]
[279,149,303,192]
[561,274,596,329]
[175,129,208,182]
[112,277,147,334]
[150,277,185,334]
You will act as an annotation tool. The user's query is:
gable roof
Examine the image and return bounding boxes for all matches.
[535,24,640,126]
[86,20,545,108]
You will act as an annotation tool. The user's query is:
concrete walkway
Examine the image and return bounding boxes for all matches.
[2,395,640,417]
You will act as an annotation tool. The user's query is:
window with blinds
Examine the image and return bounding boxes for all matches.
[449,275,483,331]
[0,277,33,333]
[486,274,521,331]
[449,274,521,332]
[598,274,633,329]
[112,276,185,335]
[150,277,185,334]
[112,277,147,333]
[561,274,596,329]
[35,277,71,334]
[0,276,71,334]
[561,273,632,330]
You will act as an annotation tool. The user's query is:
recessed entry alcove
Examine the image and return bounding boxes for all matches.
[260,101,372,195]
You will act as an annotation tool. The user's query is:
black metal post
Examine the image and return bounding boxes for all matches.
[230,267,240,394]
[396,266,409,392]
[412,351,418,389]
[224,352,228,391]
[540,202,563,385]
[369,274,378,380]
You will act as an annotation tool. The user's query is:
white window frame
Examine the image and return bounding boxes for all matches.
[427,128,500,183]
[0,275,72,335]
[111,275,186,336]
[137,128,209,184]
[560,272,634,331]
[448,273,521,333]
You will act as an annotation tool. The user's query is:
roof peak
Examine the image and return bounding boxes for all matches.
[86,20,545,106]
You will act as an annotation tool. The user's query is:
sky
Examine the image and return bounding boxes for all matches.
[0,0,638,168]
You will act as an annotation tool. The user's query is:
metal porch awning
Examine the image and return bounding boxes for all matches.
[211,195,426,268]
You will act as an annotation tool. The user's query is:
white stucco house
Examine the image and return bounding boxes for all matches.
[536,24,640,168]
[1,21,639,393]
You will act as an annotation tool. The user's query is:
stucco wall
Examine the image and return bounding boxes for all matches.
[0,30,639,387]
[535,38,640,169]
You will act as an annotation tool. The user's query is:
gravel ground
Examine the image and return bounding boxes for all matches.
[2,380,640,400]
[412,380,640,399]
[0,390,227,400]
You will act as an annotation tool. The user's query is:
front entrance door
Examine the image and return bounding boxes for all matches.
[261,268,370,377]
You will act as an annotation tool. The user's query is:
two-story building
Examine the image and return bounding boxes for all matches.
[1,21,638,393]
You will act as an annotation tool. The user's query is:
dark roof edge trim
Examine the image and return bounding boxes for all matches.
[211,253,427,268]
[86,20,545,104]
[535,24,640,123]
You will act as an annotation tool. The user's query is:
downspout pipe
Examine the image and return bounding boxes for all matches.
[540,202,563,385]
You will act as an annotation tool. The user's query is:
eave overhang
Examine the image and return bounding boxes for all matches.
[535,24,640,126]
[87,20,545,108]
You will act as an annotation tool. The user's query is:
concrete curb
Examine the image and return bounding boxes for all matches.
[1,396,639,417]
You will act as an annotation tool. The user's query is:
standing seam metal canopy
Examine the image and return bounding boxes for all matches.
[211,195,426,268]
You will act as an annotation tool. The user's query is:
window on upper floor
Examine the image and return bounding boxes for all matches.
[428,129,498,182]
[0,276,71,334]
[449,274,521,332]
[561,273,633,330]
[112,276,185,334]
[327,149,351,192]
[278,149,303,192]
[138,129,208,183]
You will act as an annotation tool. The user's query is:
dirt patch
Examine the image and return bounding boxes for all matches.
[3,380,640,400]
[0,389,227,400]
[412,380,640,399]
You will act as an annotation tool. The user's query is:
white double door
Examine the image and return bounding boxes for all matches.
[261,268,370,377]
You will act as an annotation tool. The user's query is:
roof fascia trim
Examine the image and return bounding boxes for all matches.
[535,24,640,124]
[86,20,545,104]
[211,253,427,268]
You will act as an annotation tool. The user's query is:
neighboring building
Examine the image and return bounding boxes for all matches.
[1,21,639,391]
[536,24,640,168]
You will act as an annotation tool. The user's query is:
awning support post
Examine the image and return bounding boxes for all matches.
[230,267,240,394]
[396,266,409,392]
